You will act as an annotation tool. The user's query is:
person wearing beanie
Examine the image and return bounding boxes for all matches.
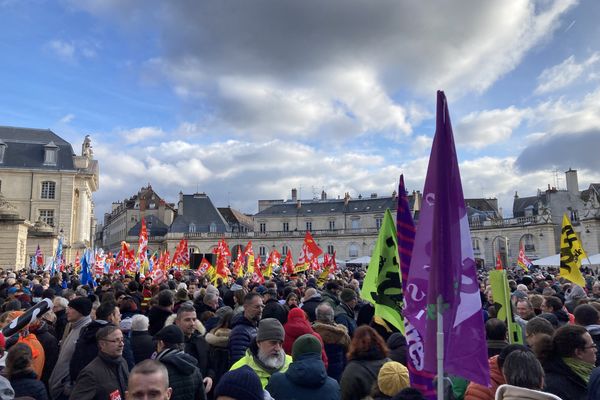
[49,296,92,400]
[230,317,292,388]
[155,324,207,400]
[215,366,264,400]
[267,334,340,400]
[334,288,358,337]
[283,307,329,368]
[368,361,409,399]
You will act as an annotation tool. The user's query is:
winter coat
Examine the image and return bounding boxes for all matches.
[206,327,231,384]
[228,313,258,365]
[283,309,328,368]
[464,355,505,400]
[69,352,129,400]
[147,306,173,336]
[263,298,288,325]
[69,320,110,381]
[495,384,562,400]
[589,366,600,400]
[54,309,68,343]
[321,291,341,309]
[30,321,59,388]
[184,331,215,381]
[586,324,600,366]
[543,356,587,400]
[339,348,388,400]
[9,370,48,400]
[49,315,91,400]
[230,342,293,388]
[386,333,407,366]
[157,348,206,400]
[266,353,340,400]
[312,321,350,381]
[301,295,323,322]
[130,330,155,364]
[334,303,357,338]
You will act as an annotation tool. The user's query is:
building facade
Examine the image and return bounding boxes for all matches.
[0,127,98,268]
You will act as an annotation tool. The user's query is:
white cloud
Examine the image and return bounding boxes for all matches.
[46,39,99,62]
[47,40,75,61]
[456,107,529,149]
[60,113,75,123]
[120,126,165,144]
[535,52,600,94]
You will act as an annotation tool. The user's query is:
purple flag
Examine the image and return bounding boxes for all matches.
[404,91,489,386]
[397,174,436,399]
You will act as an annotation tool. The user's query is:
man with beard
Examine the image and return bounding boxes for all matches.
[230,318,292,388]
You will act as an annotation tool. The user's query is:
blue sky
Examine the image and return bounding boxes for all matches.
[1,0,599,219]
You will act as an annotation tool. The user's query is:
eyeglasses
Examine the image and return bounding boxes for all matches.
[101,337,125,344]
[584,344,597,350]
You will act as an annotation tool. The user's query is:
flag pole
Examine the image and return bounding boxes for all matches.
[437,294,444,400]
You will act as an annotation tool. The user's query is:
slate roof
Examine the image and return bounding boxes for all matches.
[0,126,76,170]
[169,194,229,233]
[513,194,548,218]
[255,196,402,217]
[218,207,253,228]
[581,184,600,203]
[128,215,170,237]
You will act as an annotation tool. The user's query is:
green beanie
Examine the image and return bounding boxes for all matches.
[292,334,322,360]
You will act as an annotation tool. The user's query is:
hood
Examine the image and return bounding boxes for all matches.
[284,319,313,340]
[158,349,198,375]
[495,384,562,400]
[80,320,110,343]
[285,354,327,387]
[206,328,230,347]
[312,322,349,345]
[386,332,407,350]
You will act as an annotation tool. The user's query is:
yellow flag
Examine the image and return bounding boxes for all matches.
[560,214,586,287]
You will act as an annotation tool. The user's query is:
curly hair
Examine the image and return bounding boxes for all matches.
[347,325,388,360]
[5,343,32,378]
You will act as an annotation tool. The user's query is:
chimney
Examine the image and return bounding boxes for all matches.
[565,168,579,196]
[291,188,297,201]
[178,191,184,215]
[321,190,327,200]
[296,200,301,209]
[370,193,377,198]
[514,191,518,199]
[344,192,350,206]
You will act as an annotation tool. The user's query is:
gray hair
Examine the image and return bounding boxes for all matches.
[131,314,149,332]
[502,349,544,390]
[53,296,68,310]
[204,292,218,306]
[315,302,334,323]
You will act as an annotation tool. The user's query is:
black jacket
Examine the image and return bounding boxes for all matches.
[157,348,206,400]
[69,353,129,400]
[301,296,322,323]
[334,303,357,337]
[228,314,257,365]
[54,309,68,340]
[131,330,155,364]
[69,320,110,382]
[339,349,388,400]
[184,331,215,380]
[31,321,59,388]
[386,332,407,366]
[543,356,588,400]
[9,370,48,400]
[262,298,288,325]
[147,306,173,336]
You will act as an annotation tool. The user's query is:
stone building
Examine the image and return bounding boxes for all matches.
[0,127,98,268]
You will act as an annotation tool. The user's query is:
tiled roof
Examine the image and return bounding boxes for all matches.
[169,194,229,233]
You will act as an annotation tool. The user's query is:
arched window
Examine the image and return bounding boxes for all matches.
[209,222,217,233]
[41,181,56,199]
[349,243,359,258]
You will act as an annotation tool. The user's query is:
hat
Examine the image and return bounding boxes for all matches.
[215,306,233,319]
[565,284,587,301]
[7,287,17,295]
[292,334,322,360]
[340,288,357,303]
[521,276,534,286]
[511,290,528,300]
[32,284,44,297]
[155,325,184,344]
[68,297,92,316]
[175,288,189,302]
[378,361,410,397]
[0,375,15,400]
[256,318,284,342]
[255,286,267,295]
[230,283,243,291]
[214,366,263,400]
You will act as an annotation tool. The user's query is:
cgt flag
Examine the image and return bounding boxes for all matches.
[517,244,532,271]
[560,214,587,287]
[404,91,489,386]
[361,209,405,334]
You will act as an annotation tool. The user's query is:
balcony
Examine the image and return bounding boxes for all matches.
[469,215,549,230]
[177,227,381,240]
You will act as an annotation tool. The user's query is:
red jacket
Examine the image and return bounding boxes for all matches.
[283,308,328,368]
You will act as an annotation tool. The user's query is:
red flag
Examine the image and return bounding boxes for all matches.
[330,251,338,273]
[138,218,149,272]
[233,250,244,277]
[517,244,532,271]
[495,253,503,270]
[172,239,189,269]
[282,251,294,275]
[35,245,44,267]
[244,241,255,274]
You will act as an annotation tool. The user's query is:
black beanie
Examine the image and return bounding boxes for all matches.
[214,366,263,400]
[68,297,92,316]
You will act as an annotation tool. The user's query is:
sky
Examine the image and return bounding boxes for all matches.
[1,0,600,220]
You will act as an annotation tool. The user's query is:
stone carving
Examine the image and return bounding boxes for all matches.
[82,135,93,158]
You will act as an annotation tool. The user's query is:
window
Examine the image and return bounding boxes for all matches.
[327,245,334,255]
[376,217,383,230]
[522,234,535,252]
[283,222,289,232]
[282,245,289,255]
[189,223,196,233]
[39,209,54,226]
[306,221,312,231]
[259,246,267,257]
[570,209,579,222]
[41,181,56,199]
[329,220,335,230]
[351,218,360,230]
[349,243,359,258]
[43,142,58,166]
[472,238,480,250]
[0,141,6,163]
[259,223,266,233]
[209,222,217,233]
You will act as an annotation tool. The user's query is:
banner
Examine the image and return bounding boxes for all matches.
[560,214,586,287]
[489,270,523,344]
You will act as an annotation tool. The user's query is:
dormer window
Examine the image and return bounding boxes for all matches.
[189,223,196,233]
[43,141,59,166]
[0,140,6,163]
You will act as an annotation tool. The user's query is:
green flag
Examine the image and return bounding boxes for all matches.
[489,270,522,344]
[360,209,405,333]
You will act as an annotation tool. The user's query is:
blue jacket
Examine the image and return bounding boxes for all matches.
[9,370,48,400]
[266,353,340,400]
[228,314,257,365]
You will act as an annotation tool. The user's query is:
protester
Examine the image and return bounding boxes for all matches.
[125,359,172,400]
[205,306,234,384]
[301,287,322,322]
[148,290,174,335]
[335,288,358,337]
[214,366,264,400]
[573,303,600,366]
[313,302,351,381]
[282,307,328,367]
[5,343,48,400]
[229,292,263,365]
[485,318,508,357]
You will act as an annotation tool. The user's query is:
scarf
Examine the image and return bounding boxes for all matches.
[563,357,594,384]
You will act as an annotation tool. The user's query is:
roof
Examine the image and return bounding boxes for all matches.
[218,207,253,227]
[465,198,498,214]
[128,215,170,237]
[581,184,600,203]
[513,194,548,217]
[255,196,403,217]
[0,126,76,170]
[169,193,229,233]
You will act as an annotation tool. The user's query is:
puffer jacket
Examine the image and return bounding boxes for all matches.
[228,313,258,365]
[157,348,206,400]
[464,355,505,400]
[339,348,388,400]
[312,321,350,381]
[283,309,328,368]
[266,353,340,400]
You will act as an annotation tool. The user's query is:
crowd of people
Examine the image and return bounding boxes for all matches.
[0,264,598,400]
